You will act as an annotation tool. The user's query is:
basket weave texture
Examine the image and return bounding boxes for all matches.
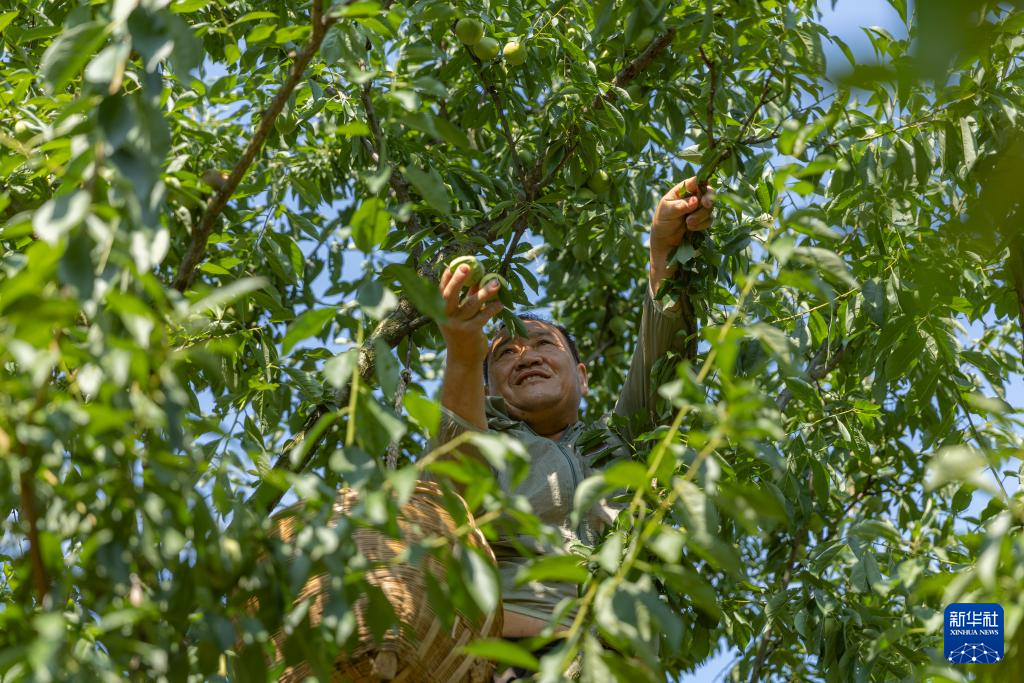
[268,481,502,682]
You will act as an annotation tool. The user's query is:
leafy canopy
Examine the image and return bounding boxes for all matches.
[1,0,1023,681]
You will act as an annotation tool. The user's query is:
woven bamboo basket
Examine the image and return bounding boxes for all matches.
[267,481,501,682]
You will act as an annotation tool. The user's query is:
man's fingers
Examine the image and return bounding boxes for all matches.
[685,206,712,226]
[479,279,501,302]
[662,195,700,218]
[440,267,452,290]
[667,178,690,201]
[682,176,700,197]
[477,301,504,324]
[687,214,713,232]
[450,279,500,319]
[700,186,716,209]
[442,265,470,314]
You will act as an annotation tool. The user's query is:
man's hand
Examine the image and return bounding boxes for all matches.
[648,176,715,298]
[438,263,503,432]
[439,263,504,364]
[650,176,715,253]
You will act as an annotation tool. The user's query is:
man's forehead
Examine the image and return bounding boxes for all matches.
[489,320,560,348]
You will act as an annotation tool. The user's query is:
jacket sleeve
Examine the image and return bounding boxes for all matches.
[432,405,487,450]
[612,280,687,428]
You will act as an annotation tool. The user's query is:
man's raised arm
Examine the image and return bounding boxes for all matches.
[614,176,714,426]
[435,263,503,443]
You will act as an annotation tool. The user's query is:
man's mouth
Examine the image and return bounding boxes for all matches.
[515,370,550,385]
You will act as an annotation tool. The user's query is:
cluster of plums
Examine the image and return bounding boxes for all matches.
[454,17,526,65]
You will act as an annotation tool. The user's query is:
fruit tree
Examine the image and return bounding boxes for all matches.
[1,0,1023,681]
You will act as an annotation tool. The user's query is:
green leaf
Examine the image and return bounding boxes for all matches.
[861,278,885,325]
[350,198,390,252]
[603,460,648,489]
[33,192,90,244]
[40,21,109,92]
[960,117,976,173]
[246,23,275,43]
[390,265,445,322]
[517,554,589,584]
[925,445,994,492]
[403,165,451,215]
[282,308,336,354]
[571,474,612,527]
[461,639,538,670]
[372,338,400,401]
[748,323,796,370]
[323,348,359,390]
[331,1,383,18]
[0,11,20,35]
[356,280,398,319]
[648,528,684,563]
[460,545,500,614]
[185,277,269,317]
[403,390,440,438]
[790,246,858,289]
[361,393,407,447]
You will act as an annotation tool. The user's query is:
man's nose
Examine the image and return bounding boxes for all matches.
[514,348,543,368]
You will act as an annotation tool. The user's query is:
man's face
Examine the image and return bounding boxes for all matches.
[486,320,589,423]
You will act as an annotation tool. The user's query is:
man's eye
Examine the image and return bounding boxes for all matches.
[499,348,514,357]
[538,339,552,346]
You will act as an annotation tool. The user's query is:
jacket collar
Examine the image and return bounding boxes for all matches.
[484,395,582,443]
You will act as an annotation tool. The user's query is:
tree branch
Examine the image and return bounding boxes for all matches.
[172,4,338,291]
[698,71,779,183]
[359,74,422,238]
[497,213,531,276]
[17,381,51,604]
[776,339,850,412]
[19,469,48,604]
[606,28,678,101]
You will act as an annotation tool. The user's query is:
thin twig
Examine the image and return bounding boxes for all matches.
[958,395,1011,500]
[360,80,388,171]
[698,46,717,149]
[172,3,339,291]
[697,71,781,183]
[584,295,617,365]
[385,342,415,470]
[748,540,801,682]
[536,138,579,191]
[739,72,775,141]
[463,40,528,191]
[19,470,47,604]
[497,213,531,276]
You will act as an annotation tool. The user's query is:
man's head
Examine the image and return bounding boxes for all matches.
[483,315,588,435]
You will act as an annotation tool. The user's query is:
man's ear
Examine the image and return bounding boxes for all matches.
[576,362,589,395]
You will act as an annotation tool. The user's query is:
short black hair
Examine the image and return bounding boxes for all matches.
[482,313,581,385]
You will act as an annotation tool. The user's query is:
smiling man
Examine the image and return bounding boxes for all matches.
[435,177,714,645]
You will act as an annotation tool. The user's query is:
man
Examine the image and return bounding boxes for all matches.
[435,177,714,643]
